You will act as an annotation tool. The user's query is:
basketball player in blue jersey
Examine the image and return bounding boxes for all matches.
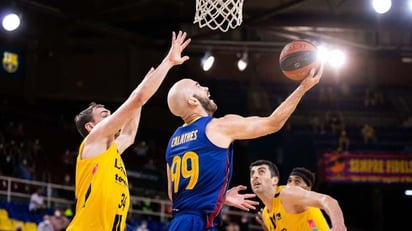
[165,63,324,230]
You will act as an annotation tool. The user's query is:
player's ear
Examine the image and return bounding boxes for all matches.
[272,176,279,186]
[85,122,94,132]
[187,96,198,106]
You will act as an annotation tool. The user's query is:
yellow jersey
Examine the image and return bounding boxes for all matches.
[66,139,130,231]
[262,186,330,231]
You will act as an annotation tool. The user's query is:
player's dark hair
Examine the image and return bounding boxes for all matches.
[74,102,104,138]
[289,167,315,187]
[249,160,280,178]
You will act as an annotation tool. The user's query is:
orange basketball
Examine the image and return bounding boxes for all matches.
[279,40,321,81]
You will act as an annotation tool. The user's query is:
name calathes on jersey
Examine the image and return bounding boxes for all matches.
[171,130,198,147]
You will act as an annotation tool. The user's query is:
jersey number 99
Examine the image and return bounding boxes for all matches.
[171,151,199,193]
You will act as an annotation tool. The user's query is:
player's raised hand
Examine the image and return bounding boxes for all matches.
[166,30,191,65]
[300,63,323,91]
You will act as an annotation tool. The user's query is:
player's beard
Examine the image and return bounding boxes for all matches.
[193,94,217,116]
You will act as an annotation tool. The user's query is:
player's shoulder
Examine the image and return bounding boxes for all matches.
[279,185,305,198]
[206,115,235,132]
[205,116,235,147]
[210,114,242,124]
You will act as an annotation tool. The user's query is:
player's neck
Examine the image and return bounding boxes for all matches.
[258,187,277,212]
[261,192,275,212]
[183,114,202,125]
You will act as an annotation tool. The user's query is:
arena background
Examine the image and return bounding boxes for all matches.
[0,0,411,230]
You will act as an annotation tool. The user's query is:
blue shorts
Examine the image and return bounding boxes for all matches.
[167,213,217,231]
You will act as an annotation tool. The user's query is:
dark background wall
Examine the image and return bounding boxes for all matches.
[1,2,412,229]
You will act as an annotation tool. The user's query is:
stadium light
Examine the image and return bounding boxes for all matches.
[201,51,215,72]
[372,0,392,14]
[2,12,21,31]
[328,49,346,68]
[237,52,248,71]
[316,45,330,64]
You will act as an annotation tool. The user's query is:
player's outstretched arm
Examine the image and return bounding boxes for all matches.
[260,64,323,132]
[115,67,153,154]
[281,186,346,231]
[209,65,323,146]
[84,31,191,158]
[317,193,346,231]
[96,31,190,137]
[114,31,191,154]
[131,30,191,107]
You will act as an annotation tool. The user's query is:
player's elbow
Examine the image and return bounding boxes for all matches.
[265,117,286,134]
[267,123,283,134]
[254,124,282,137]
[321,195,339,209]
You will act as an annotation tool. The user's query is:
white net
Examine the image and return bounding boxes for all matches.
[194,0,244,32]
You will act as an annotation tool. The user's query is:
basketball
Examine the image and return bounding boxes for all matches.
[279,40,320,81]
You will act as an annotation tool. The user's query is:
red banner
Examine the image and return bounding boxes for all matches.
[322,153,412,183]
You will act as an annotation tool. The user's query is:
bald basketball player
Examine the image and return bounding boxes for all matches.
[165,64,324,230]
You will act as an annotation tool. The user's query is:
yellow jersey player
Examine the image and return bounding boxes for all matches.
[66,30,191,231]
[250,160,346,231]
